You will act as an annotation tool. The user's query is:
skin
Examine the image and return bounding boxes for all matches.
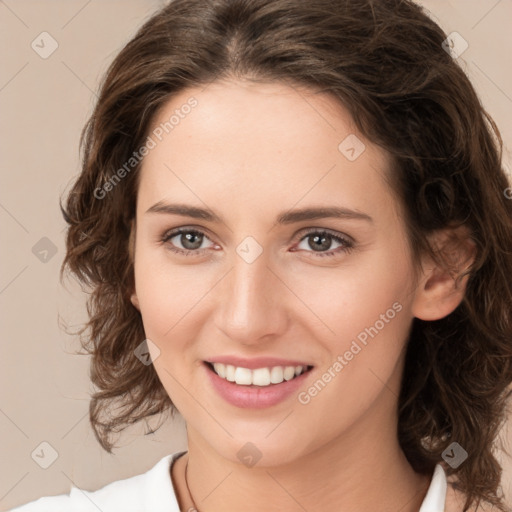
[130,79,474,512]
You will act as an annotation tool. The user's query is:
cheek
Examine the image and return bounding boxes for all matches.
[134,246,209,335]
[290,262,413,441]
[287,239,415,406]
[133,252,208,406]
[291,248,413,346]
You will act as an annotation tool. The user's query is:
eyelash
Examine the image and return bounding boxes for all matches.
[161,227,355,258]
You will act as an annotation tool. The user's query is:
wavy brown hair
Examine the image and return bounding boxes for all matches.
[61,0,512,510]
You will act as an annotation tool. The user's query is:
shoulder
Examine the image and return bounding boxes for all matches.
[8,452,185,512]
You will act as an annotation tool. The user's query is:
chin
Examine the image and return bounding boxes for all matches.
[206,425,310,469]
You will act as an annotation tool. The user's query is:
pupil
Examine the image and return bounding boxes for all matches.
[309,234,331,251]
[182,232,202,250]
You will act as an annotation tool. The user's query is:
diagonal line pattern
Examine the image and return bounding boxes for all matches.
[0,62,29,93]
[288,82,337,132]
[199,470,233,503]
[61,411,89,440]
[0,407,29,438]
[0,0,29,28]
[163,267,233,336]
[61,61,99,99]
[162,367,233,437]
[0,202,29,233]
[266,164,336,234]
[0,265,28,295]
[471,0,502,30]
[60,471,105,512]
[363,269,433,394]
[0,472,29,502]
[265,410,294,438]
[163,163,233,233]
[265,470,310,511]
[163,156,335,343]
[472,61,512,104]
[61,0,92,29]
[265,265,336,335]
[368,367,399,398]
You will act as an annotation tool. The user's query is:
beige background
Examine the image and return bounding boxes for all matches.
[1,1,511,510]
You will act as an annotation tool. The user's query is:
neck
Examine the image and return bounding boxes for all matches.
[177,391,430,512]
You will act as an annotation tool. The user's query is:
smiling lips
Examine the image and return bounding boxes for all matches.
[209,362,311,386]
[204,357,314,408]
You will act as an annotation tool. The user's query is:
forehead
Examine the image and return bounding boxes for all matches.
[137,79,396,220]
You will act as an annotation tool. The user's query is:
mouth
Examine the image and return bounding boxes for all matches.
[204,361,314,387]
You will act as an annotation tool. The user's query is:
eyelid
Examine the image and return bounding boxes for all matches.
[161,227,217,255]
[292,227,355,258]
[161,226,355,257]
[295,226,354,244]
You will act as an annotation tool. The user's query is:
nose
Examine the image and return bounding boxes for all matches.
[213,251,289,346]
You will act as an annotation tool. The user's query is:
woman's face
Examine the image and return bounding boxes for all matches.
[131,79,424,466]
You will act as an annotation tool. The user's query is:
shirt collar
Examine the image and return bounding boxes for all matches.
[148,453,447,512]
[419,464,447,512]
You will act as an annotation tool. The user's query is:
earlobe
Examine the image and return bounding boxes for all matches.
[411,226,476,322]
[131,292,140,311]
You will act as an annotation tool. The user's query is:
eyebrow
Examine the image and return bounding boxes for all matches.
[145,202,373,224]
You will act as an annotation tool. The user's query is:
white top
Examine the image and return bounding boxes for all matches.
[9,452,447,512]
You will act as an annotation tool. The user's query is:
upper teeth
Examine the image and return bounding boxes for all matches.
[212,363,308,386]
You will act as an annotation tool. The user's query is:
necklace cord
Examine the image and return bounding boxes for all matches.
[185,460,199,512]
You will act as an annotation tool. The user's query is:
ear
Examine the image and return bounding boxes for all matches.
[131,290,140,311]
[411,225,476,321]
[128,220,140,311]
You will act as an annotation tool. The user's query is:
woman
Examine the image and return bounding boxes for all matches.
[10,0,512,511]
